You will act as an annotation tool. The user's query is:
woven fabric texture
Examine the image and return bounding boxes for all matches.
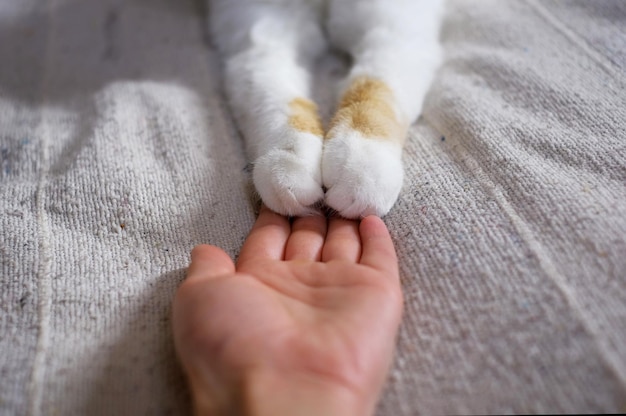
[1,0,624,414]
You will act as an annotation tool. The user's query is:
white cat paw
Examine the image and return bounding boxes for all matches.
[322,131,404,219]
[253,139,324,217]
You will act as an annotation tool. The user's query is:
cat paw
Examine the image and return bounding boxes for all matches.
[322,131,404,219]
[253,141,324,217]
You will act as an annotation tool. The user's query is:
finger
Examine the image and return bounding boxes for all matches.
[174,248,227,404]
[359,216,399,276]
[284,214,327,261]
[237,204,290,265]
[321,216,361,263]
[186,244,236,282]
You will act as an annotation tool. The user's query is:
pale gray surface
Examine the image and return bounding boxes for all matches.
[1,0,625,415]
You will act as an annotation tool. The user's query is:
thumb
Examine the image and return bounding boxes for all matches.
[186,244,236,282]
[173,245,236,414]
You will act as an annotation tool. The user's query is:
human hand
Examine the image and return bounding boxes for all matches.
[173,206,403,416]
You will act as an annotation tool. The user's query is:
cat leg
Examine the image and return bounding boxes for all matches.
[323,0,444,218]
[209,0,327,216]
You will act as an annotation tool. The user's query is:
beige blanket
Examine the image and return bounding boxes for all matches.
[1,0,625,414]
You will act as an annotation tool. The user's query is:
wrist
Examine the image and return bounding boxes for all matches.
[190,370,370,416]
[239,369,372,416]
[184,358,381,416]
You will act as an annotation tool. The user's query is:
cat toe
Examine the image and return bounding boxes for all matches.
[322,132,404,219]
[253,148,324,217]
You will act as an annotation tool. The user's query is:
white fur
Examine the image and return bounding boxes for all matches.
[209,0,444,218]
[323,127,405,218]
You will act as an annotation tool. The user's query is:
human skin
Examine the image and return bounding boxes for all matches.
[172,206,403,415]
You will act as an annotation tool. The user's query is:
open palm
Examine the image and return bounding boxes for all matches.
[173,206,403,416]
